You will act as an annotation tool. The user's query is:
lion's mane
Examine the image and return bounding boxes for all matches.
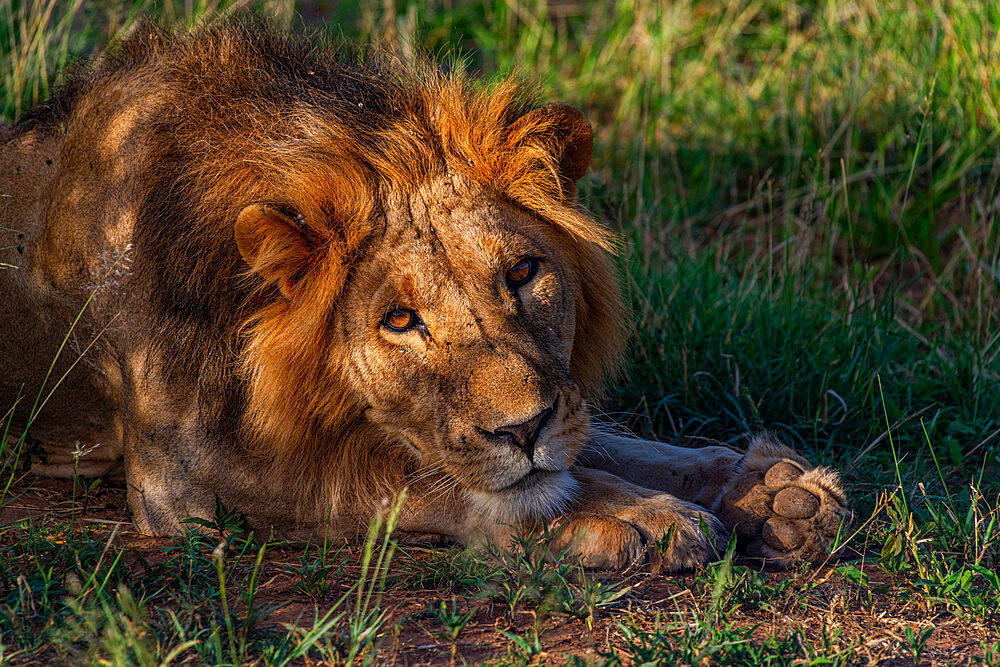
[18,19,626,510]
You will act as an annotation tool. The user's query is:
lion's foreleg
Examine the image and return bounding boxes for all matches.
[122,418,219,536]
[577,433,744,508]
[578,433,848,563]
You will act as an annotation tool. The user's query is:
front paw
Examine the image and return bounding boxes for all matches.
[717,435,848,564]
[549,469,729,572]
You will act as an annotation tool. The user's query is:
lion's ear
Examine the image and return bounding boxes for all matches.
[235,203,317,297]
[509,103,593,191]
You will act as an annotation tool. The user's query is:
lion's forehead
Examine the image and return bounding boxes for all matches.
[385,173,533,241]
[397,185,540,264]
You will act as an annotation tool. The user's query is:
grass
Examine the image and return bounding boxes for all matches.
[2,0,1000,663]
[0,492,406,664]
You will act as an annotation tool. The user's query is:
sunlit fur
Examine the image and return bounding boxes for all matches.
[17,19,627,524]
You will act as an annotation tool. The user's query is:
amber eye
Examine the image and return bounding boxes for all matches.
[506,257,538,289]
[382,308,419,332]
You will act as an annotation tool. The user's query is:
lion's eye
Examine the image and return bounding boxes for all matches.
[382,308,420,332]
[506,258,538,289]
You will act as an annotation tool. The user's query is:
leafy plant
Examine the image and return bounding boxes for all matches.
[562,564,632,632]
[432,597,474,659]
[180,495,248,545]
[496,627,544,665]
[903,625,933,665]
[283,535,346,600]
[394,545,496,593]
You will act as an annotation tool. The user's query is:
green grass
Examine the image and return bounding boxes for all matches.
[0,495,405,664]
[2,0,1000,663]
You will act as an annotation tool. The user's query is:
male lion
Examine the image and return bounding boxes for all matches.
[0,21,846,570]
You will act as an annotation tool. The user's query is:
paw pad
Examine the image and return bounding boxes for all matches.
[764,461,804,487]
[762,517,803,551]
[773,486,819,519]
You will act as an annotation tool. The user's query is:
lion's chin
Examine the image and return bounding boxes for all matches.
[465,469,578,526]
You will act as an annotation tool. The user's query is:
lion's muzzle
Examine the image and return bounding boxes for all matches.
[477,399,556,463]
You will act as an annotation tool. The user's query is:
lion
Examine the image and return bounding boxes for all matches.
[0,20,847,570]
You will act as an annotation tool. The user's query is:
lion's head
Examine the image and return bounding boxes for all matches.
[229,75,626,524]
[335,172,600,523]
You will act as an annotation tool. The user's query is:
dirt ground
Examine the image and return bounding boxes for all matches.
[2,476,997,665]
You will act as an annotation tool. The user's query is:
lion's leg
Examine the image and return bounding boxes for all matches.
[381,464,730,572]
[577,433,848,563]
[122,418,218,536]
[542,467,729,571]
[119,372,269,537]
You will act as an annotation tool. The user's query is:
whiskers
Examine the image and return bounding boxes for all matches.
[406,461,445,486]
[406,460,463,509]
[577,441,617,464]
[425,477,461,508]
[586,403,641,438]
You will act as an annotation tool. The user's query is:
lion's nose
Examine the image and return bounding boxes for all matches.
[492,405,554,462]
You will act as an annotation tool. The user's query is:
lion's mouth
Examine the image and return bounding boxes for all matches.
[500,466,557,492]
[467,467,578,524]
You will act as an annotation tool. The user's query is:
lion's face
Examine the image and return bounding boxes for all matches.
[337,174,588,521]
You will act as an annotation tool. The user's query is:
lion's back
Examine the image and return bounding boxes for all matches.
[0,25,189,477]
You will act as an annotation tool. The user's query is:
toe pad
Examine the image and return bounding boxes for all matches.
[773,486,820,519]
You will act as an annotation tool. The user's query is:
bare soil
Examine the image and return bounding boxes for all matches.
[2,477,996,665]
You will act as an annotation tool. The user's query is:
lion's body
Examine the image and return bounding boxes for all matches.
[0,120,124,478]
[1,21,846,569]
